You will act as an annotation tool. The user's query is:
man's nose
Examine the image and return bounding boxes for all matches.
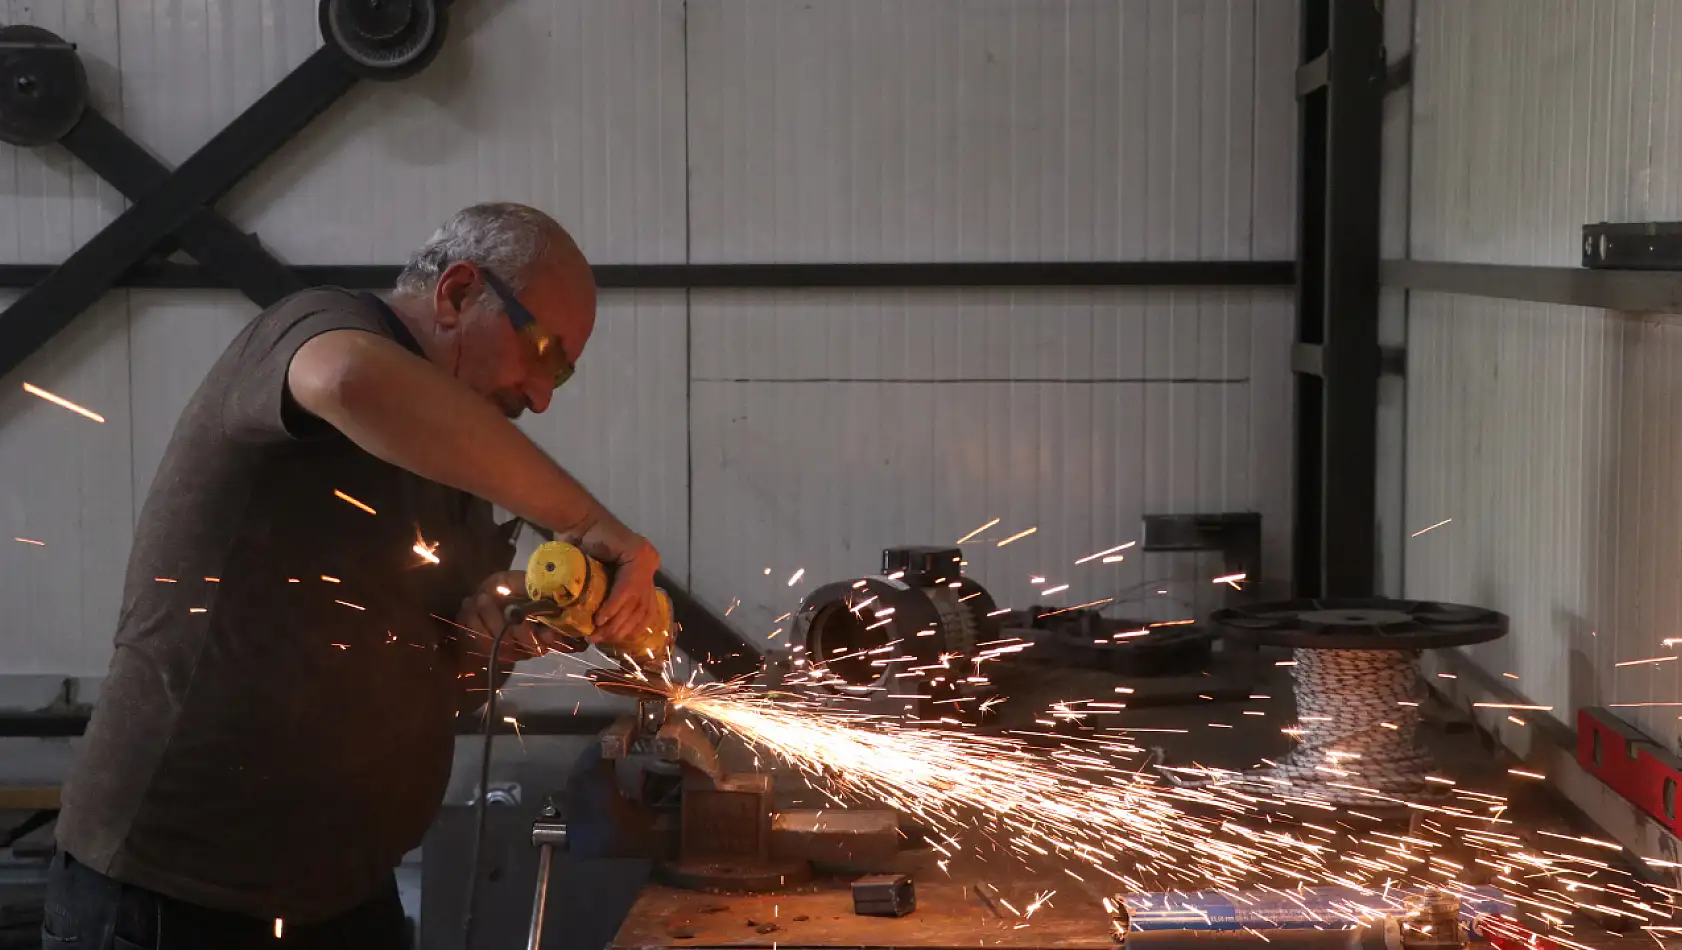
[525,378,553,414]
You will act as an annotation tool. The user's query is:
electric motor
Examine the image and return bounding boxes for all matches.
[789,546,1000,716]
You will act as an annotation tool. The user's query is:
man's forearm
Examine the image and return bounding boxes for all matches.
[290,330,646,563]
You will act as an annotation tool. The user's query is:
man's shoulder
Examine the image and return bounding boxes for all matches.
[259,286,388,330]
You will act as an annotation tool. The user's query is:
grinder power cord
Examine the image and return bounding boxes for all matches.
[461,540,677,950]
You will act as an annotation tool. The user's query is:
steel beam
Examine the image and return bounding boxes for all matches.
[56,110,305,307]
[1292,0,1384,599]
[1379,259,1682,313]
[0,260,1298,293]
[0,48,354,381]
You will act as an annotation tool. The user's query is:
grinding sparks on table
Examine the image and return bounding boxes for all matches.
[413,537,441,564]
[21,382,106,423]
[521,646,1677,948]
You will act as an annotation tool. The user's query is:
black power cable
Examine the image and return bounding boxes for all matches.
[460,602,528,949]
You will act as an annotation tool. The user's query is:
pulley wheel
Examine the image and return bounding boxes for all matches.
[0,25,87,147]
[318,0,448,81]
[1211,597,1509,650]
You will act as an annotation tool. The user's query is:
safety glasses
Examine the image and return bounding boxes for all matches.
[480,268,575,390]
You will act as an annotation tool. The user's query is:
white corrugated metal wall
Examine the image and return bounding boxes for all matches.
[0,1,1299,696]
[1402,1,1682,751]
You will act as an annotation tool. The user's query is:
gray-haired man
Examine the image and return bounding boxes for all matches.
[45,203,659,948]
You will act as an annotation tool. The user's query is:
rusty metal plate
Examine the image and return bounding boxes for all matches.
[770,809,899,869]
[610,879,1113,950]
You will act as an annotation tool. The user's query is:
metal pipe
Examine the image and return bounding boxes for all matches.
[526,842,554,950]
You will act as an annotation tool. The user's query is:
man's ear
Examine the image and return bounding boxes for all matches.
[433,262,478,329]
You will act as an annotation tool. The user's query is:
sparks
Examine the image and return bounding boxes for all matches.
[414,539,440,564]
[996,526,1037,547]
[496,585,512,596]
[957,518,1000,544]
[333,490,377,515]
[21,382,105,422]
[1410,517,1452,537]
[788,568,805,586]
[1615,656,1677,667]
[12,537,44,546]
[1076,542,1135,564]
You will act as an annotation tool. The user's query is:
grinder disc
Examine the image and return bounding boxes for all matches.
[0,25,87,147]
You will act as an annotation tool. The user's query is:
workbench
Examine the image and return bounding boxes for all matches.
[610,876,1113,950]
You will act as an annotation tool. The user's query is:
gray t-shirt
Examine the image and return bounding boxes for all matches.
[57,288,514,922]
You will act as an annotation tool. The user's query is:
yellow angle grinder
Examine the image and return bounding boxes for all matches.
[522,539,675,671]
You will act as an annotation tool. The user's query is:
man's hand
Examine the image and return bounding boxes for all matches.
[592,539,661,647]
[454,570,541,666]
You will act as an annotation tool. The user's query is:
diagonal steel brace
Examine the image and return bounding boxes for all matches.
[0,47,359,380]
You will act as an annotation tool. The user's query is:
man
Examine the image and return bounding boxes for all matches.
[43,203,659,948]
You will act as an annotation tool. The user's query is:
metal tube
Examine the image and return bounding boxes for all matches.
[526,842,554,950]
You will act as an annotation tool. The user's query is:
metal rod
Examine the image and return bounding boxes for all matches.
[527,842,554,950]
[0,260,1298,293]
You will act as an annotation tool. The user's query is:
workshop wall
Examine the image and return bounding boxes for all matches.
[0,1,1301,701]
[1400,0,1682,750]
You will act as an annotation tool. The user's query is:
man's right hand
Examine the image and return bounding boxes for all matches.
[592,538,661,647]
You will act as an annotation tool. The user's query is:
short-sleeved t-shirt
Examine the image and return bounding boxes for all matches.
[56,288,515,923]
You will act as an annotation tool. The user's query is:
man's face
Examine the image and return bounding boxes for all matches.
[433,257,597,417]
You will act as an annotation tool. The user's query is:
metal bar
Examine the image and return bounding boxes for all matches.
[1292,0,1331,600]
[1385,52,1413,94]
[1293,0,1384,599]
[1292,343,1324,377]
[57,110,306,307]
[658,569,764,681]
[1296,53,1328,97]
[0,260,1297,292]
[0,712,89,738]
[452,713,617,737]
[0,48,355,381]
[1318,0,1384,598]
[527,843,554,950]
[1379,259,1682,313]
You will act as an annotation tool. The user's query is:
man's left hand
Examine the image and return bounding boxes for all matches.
[454,570,541,666]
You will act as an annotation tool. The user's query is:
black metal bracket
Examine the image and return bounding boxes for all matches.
[1140,512,1263,595]
[1582,221,1682,270]
[1292,0,1384,600]
[0,40,359,381]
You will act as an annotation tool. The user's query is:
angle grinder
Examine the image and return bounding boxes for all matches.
[518,539,676,672]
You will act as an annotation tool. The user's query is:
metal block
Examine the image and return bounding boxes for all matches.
[851,873,915,918]
[770,809,899,868]
[599,717,636,760]
[680,772,772,863]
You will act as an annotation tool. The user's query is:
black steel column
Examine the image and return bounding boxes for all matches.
[1292,0,1384,598]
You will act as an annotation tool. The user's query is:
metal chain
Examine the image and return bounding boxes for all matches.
[1265,648,1435,804]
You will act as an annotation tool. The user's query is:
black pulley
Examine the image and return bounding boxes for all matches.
[318,0,448,81]
[1210,597,1509,651]
[0,25,87,148]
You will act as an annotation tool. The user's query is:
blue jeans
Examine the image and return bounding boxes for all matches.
[41,851,407,950]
